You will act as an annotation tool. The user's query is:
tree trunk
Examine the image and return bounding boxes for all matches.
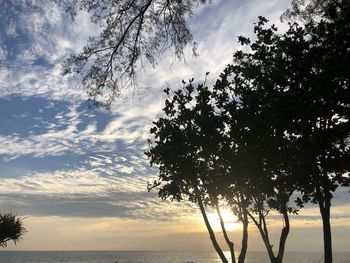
[215,202,236,263]
[319,194,332,263]
[238,205,249,263]
[196,191,228,263]
[276,206,290,263]
[260,213,277,263]
[248,211,277,263]
[261,232,277,263]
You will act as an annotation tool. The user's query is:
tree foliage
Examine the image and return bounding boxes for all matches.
[228,1,350,261]
[147,81,248,262]
[219,2,350,259]
[0,213,26,248]
[281,0,350,22]
[147,1,350,262]
[214,49,298,263]
[62,0,210,107]
[282,0,332,21]
[146,63,300,263]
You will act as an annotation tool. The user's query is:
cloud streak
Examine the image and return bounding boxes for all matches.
[1,0,350,252]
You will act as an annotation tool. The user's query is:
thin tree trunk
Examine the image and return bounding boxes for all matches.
[215,201,236,263]
[260,217,277,263]
[248,194,292,263]
[248,211,276,263]
[319,194,332,263]
[238,204,249,263]
[318,149,333,262]
[196,190,228,263]
[276,206,290,262]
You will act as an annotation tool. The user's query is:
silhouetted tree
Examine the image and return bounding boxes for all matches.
[62,0,211,107]
[0,213,26,247]
[288,3,350,261]
[147,80,250,263]
[224,4,350,261]
[148,2,350,260]
[212,56,299,263]
[147,71,299,262]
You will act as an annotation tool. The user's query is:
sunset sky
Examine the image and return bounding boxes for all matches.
[0,0,349,252]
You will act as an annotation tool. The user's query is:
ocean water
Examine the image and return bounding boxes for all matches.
[0,251,349,263]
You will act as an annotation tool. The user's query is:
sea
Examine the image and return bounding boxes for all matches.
[0,251,349,263]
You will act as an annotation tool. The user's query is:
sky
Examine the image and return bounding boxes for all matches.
[0,0,349,252]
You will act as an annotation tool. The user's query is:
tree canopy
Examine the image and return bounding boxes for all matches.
[147,1,350,262]
[0,213,26,248]
[282,0,332,21]
[147,79,250,263]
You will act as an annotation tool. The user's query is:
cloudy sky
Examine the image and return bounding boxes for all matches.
[0,0,349,252]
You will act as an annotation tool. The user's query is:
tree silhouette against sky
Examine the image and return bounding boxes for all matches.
[0,213,26,248]
[148,1,350,262]
[62,0,210,107]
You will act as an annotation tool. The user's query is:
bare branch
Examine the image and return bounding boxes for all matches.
[62,0,211,107]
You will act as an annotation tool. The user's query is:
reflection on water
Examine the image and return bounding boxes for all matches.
[0,251,349,263]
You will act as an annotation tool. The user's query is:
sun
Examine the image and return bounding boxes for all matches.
[207,208,240,231]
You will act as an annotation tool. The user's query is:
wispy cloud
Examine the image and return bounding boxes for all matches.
[0,161,196,219]
[0,0,98,102]
[2,0,350,252]
[0,97,159,161]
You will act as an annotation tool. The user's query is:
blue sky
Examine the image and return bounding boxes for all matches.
[0,0,349,252]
